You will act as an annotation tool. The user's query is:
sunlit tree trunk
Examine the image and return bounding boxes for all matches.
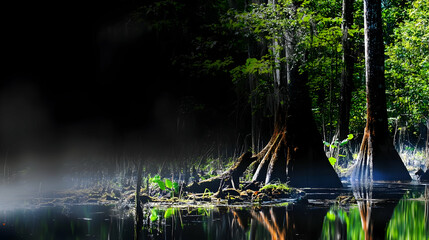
[350,0,411,182]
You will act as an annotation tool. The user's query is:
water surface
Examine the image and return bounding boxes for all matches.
[1,183,428,239]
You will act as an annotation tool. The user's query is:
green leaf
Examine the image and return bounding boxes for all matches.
[330,145,337,149]
[164,208,175,219]
[302,16,310,22]
[149,174,161,183]
[340,139,348,146]
[323,141,330,147]
[150,208,158,222]
[339,154,346,157]
[329,157,337,166]
[165,179,173,189]
[154,179,165,191]
[347,134,354,140]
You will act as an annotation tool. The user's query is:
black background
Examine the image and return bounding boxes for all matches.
[1,0,240,173]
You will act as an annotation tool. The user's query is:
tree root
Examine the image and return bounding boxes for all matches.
[185,152,255,193]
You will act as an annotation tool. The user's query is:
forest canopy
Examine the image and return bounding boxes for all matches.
[137,0,428,154]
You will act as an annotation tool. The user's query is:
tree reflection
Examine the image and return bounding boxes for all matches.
[232,204,328,240]
[321,182,406,240]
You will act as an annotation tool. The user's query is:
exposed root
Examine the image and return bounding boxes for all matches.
[351,130,411,182]
[185,152,255,193]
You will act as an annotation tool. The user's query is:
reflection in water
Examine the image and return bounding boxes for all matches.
[321,194,429,240]
[320,183,429,240]
[0,205,133,239]
[2,186,428,240]
[321,206,365,239]
[352,182,403,240]
[138,204,329,240]
[386,187,429,239]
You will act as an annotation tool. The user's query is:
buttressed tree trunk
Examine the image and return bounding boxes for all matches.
[350,0,411,181]
[249,1,342,188]
[251,68,342,188]
[191,0,342,190]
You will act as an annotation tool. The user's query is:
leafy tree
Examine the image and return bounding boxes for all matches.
[386,0,429,156]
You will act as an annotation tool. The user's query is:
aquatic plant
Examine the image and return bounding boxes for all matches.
[323,134,354,167]
[149,175,179,197]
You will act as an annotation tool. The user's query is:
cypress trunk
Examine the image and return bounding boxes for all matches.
[252,68,342,187]
[350,0,411,182]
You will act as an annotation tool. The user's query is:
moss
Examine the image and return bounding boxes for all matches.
[259,183,291,192]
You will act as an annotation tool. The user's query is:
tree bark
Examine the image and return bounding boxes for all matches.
[350,0,411,182]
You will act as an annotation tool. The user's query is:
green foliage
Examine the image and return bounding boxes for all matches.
[149,175,166,191]
[386,0,429,133]
[149,175,179,196]
[328,157,337,166]
[136,0,429,152]
[150,208,159,222]
[164,208,175,219]
[324,134,354,168]
[165,178,173,189]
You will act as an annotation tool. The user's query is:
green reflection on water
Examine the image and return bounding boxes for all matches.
[320,206,365,240]
[321,198,429,240]
[386,199,429,240]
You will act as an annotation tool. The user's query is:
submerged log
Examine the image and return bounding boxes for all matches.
[185,152,255,193]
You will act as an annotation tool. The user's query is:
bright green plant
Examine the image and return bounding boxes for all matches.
[149,175,179,196]
[150,208,159,222]
[164,208,176,219]
[323,134,354,167]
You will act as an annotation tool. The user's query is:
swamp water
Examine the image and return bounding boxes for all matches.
[1,183,429,240]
